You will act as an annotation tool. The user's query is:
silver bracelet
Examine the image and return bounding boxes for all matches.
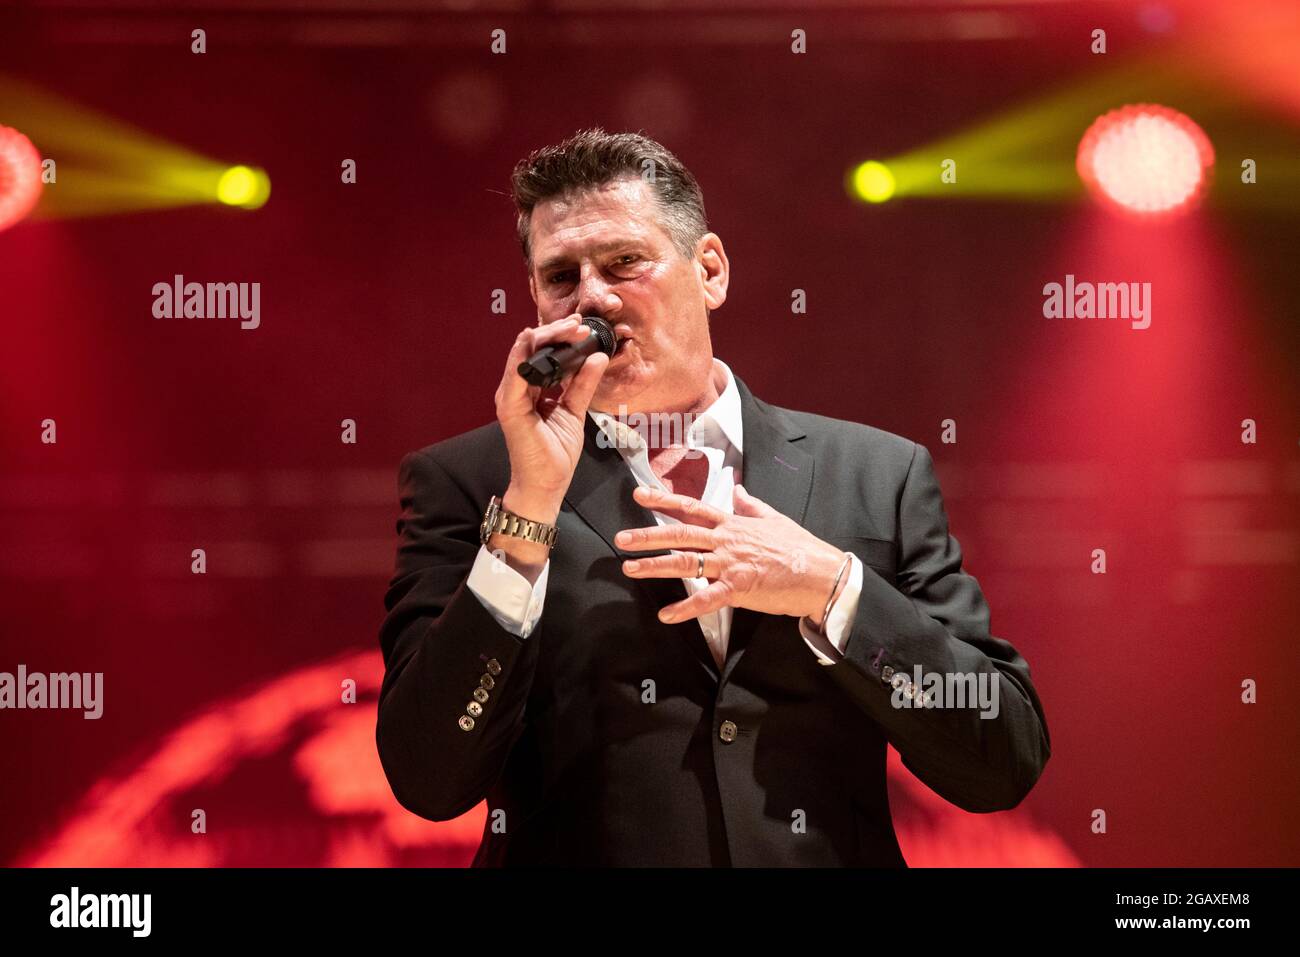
[820,552,853,633]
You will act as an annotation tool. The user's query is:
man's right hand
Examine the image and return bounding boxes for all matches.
[490,314,610,578]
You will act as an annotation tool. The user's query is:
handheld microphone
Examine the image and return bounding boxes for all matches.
[517,315,619,388]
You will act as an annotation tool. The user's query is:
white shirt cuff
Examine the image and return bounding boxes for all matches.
[798,553,863,665]
[465,543,549,638]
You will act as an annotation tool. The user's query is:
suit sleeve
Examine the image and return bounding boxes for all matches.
[375,449,543,821]
[822,441,1051,813]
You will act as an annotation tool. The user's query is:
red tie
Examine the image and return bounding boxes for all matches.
[651,448,710,501]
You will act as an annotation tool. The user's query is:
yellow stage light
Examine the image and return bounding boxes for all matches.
[851,161,896,203]
[217,165,270,209]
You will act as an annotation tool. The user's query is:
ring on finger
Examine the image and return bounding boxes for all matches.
[671,549,707,580]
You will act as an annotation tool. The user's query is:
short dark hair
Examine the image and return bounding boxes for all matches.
[510,127,709,271]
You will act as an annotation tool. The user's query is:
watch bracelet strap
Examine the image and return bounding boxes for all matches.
[489,503,558,548]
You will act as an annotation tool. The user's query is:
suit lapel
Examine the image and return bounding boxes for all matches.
[562,369,813,686]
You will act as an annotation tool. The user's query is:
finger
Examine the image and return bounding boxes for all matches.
[498,318,576,409]
[657,580,734,624]
[615,523,715,552]
[554,335,611,417]
[621,549,713,580]
[631,485,724,527]
[732,483,778,517]
[497,318,594,410]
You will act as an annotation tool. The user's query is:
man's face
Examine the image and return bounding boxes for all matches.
[527,175,727,415]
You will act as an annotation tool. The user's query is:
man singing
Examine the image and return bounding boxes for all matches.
[376,127,1050,866]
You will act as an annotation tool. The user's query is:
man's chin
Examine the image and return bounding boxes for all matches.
[598,355,643,386]
[592,365,646,411]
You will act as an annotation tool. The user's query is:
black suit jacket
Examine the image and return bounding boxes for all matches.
[376,370,1051,866]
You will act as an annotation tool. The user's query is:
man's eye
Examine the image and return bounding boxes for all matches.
[548,272,574,284]
[618,255,638,265]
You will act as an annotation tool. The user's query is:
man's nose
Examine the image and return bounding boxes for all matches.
[574,270,620,318]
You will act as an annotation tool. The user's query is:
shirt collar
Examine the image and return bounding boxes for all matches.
[588,357,743,458]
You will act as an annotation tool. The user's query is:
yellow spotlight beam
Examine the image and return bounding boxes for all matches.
[0,75,269,219]
[849,52,1260,205]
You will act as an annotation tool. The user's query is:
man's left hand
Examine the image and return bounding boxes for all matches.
[616,484,848,626]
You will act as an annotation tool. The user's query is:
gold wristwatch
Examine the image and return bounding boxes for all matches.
[479,494,559,549]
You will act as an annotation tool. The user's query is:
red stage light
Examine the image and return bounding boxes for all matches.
[0,125,44,232]
[1077,104,1214,217]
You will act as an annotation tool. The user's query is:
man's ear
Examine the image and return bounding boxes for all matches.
[695,233,729,311]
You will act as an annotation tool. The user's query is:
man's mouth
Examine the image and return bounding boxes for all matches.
[608,322,634,359]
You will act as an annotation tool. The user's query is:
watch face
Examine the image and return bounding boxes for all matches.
[480,498,499,544]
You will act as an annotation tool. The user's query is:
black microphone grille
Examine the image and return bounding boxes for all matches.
[581,314,617,356]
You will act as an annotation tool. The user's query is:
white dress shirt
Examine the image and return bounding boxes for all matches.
[465,357,863,668]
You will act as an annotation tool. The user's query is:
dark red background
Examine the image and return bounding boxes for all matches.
[1,1,1297,867]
